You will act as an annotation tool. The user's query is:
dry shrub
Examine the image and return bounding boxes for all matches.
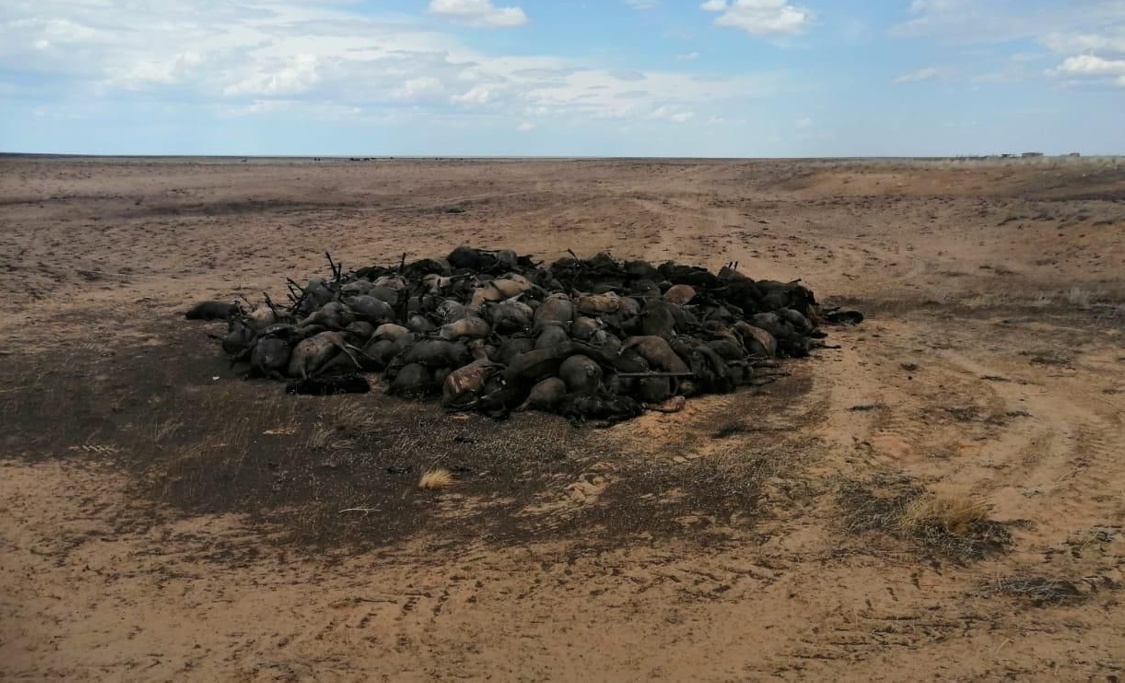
[898,493,989,538]
[419,469,456,490]
[840,481,1012,562]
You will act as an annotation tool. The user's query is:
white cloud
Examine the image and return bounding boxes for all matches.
[451,85,495,105]
[893,0,1125,45]
[892,1,1125,88]
[112,51,205,90]
[677,52,700,60]
[391,77,446,102]
[794,116,812,129]
[702,0,813,37]
[1046,31,1125,56]
[222,54,320,97]
[1048,54,1125,86]
[1051,54,1125,76]
[893,66,944,84]
[522,70,781,121]
[427,0,528,28]
[517,121,536,131]
[647,106,695,123]
[219,100,363,121]
[625,0,659,9]
[0,0,788,132]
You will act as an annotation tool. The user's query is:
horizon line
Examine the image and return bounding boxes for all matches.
[3,152,1119,162]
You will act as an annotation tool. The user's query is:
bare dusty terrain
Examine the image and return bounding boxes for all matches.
[1,156,1123,681]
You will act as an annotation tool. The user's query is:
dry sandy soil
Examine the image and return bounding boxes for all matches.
[1,156,1123,681]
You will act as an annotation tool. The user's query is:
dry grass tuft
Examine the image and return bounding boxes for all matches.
[839,481,1012,562]
[981,576,1087,607]
[151,418,184,444]
[327,401,377,431]
[898,493,989,537]
[307,424,340,450]
[158,434,233,500]
[418,468,456,490]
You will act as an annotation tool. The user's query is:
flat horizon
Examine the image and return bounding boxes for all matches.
[3,152,1119,162]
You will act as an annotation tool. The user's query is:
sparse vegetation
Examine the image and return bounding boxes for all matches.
[151,418,184,444]
[305,419,356,451]
[980,576,1086,607]
[326,400,377,432]
[3,156,1124,680]
[840,480,1012,562]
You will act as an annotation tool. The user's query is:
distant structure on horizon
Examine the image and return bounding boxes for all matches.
[953,151,1076,161]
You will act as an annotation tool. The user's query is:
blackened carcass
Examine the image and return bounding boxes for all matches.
[186,247,860,425]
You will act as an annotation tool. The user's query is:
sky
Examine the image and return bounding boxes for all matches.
[1,0,1124,157]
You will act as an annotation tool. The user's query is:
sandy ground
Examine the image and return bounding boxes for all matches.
[0,157,1123,681]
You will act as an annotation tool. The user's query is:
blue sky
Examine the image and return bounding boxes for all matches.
[1,0,1123,156]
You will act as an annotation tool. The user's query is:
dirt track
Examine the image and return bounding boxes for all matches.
[1,157,1123,681]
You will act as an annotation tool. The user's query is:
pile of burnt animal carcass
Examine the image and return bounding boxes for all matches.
[185,246,862,424]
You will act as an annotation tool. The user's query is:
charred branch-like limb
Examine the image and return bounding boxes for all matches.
[262,292,281,315]
[286,278,305,305]
[325,251,342,283]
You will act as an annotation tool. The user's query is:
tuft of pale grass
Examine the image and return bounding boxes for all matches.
[152,418,183,444]
[327,401,377,431]
[897,493,989,537]
[1066,287,1095,308]
[306,424,337,450]
[418,468,456,490]
[839,481,1012,561]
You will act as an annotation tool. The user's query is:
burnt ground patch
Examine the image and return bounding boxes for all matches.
[123,198,366,219]
[0,316,816,554]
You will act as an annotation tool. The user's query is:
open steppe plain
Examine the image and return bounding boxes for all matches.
[0,156,1123,681]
